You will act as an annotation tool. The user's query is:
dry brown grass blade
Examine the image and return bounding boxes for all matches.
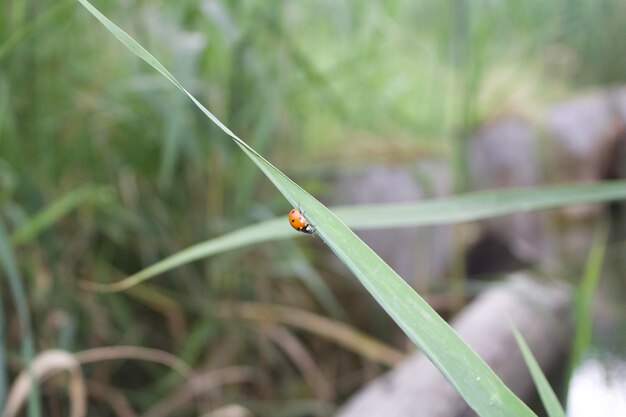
[85,379,138,417]
[4,349,87,417]
[75,345,192,377]
[216,302,405,366]
[265,324,334,401]
[199,404,254,417]
[143,367,257,417]
[125,284,188,346]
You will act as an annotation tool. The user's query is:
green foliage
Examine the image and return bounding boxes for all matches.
[2,0,626,415]
[567,224,609,390]
[89,181,626,292]
[76,1,538,415]
[0,221,40,416]
[512,325,566,417]
[10,185,114,245]
[511,225,610,417]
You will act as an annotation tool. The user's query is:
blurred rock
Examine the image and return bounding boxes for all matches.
[336,274,572,417]
[469,116,539,189]
[543,88,626,266]
[464,231,529,278]
[466,88,626,273]
[329,88,626,285]
[467,116,544,266]
[332,161,453,287]
[605,88,626,240]
[546,88,625,183]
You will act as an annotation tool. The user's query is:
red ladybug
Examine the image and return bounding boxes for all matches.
[288,208,315,234]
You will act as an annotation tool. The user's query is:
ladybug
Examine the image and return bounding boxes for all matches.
[288,208,315,234]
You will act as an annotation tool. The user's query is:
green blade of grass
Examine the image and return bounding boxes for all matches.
[0,236,5,416]
[10,185,114,246]
[0,220,40,417]
[80,218,284,292]
[82,181,626,292]
[566,223,608,391]
[336,181,626,229]
[0,0,74,62]
[76,1,540,415]
[512,325,566,417]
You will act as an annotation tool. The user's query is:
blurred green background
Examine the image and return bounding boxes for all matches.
[2,0,626,416]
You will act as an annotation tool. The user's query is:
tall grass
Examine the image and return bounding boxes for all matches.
[565,224,609,396]
[1,0,626,415]
[0,221,40,416]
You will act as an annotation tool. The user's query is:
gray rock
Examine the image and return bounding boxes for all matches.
[332,162,453,287]
[336,274,571,417]
[468,116,543,263]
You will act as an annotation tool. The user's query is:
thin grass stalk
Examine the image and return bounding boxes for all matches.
[565,222,609,397]
[512,325,566,417]
[0,220,40,417]
[0,247,6,414]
